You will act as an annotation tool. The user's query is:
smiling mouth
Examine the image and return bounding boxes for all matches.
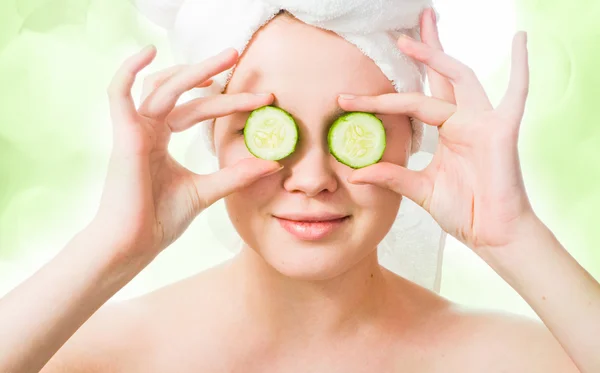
[273,213,350,222]
[276,216,350,223]
[274,215,350,241]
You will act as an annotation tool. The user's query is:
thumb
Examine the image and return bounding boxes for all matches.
[347,162,431,208]
[192,157,283,209]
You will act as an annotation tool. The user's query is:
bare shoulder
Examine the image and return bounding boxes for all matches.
[439,304,580,373]
[41,299,154,373]
[41,262,229,373]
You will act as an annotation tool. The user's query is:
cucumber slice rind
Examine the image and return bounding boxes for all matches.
[244,106,299,161]
[244,107,384,168]
[328,112,386,169]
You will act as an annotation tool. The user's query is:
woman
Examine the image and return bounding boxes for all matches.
[0,2,598,372]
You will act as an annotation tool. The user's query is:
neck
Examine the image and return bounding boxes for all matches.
[227,244,395,337]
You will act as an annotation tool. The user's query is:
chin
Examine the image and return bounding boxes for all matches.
[235,213,391,280]
[252,235,373,281]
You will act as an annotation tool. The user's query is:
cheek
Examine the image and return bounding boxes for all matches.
[379,116,411,166]
[229,176,278,205]
[224,176,281,249]
[345,183,401,251]
[216,133,253,168]
[224,176,279,224]
[213,115,251,165]
[349,183,401,218]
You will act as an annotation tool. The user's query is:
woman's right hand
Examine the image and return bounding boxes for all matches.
[93,45,281,264]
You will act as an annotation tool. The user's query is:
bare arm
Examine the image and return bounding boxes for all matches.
[478,215,600,373]
[0,45,280,373]
[0,224,149,373]
[338,8,598,372]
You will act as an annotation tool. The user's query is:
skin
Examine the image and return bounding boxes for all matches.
[215,13,410,282]
[0,8,597,373]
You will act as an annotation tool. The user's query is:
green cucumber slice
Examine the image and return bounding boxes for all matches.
[328,112,386,169]
[244,106,298,161]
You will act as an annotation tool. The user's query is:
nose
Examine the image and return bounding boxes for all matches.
[282,144,339,198]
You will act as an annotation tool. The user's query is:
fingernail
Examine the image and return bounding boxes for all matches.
[398,34,415,45]
[400,34,414,40]
[264,166,284,176]
[140,44,155,54]
[430,8,437,24]
[219,47,237,57]
[339,94,355,100]
[347,177,366,185]
[254,92,272,96]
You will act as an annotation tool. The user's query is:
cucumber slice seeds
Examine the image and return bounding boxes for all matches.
[328,112,386,169]
[244,106,298,161]
[244,107,385,169]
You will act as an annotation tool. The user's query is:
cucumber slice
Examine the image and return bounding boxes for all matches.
[328,112,386,169]
[244,106,298,161]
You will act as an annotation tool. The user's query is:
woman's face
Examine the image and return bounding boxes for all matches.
[213,14,412,280]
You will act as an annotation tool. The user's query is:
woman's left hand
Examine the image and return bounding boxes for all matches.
[338,8,535,252]
[340,12,600,372]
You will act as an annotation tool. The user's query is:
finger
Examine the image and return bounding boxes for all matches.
[193,158,283,208]
[420,8,456,104]
[138,47,238,120]
[397,34,492,110]
[141,65,214,103]
[107,45,157,124]
[197,79,214,88]
[141,65,185,103]
[347,162,431,208]
[338,93,456,126]
[497,31,529,123]
[166,93,274,132]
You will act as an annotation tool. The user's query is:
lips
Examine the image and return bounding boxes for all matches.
[274,214,350,241]
[274,213,349,222]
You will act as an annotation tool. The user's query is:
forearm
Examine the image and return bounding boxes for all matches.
[0,224,151,373]
[479,215,600,373]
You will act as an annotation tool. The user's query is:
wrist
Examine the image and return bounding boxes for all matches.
[478,209,545,248]
[74,221,156,287]
[476,213,557,275]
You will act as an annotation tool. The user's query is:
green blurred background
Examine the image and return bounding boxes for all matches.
[0,0,598,317]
